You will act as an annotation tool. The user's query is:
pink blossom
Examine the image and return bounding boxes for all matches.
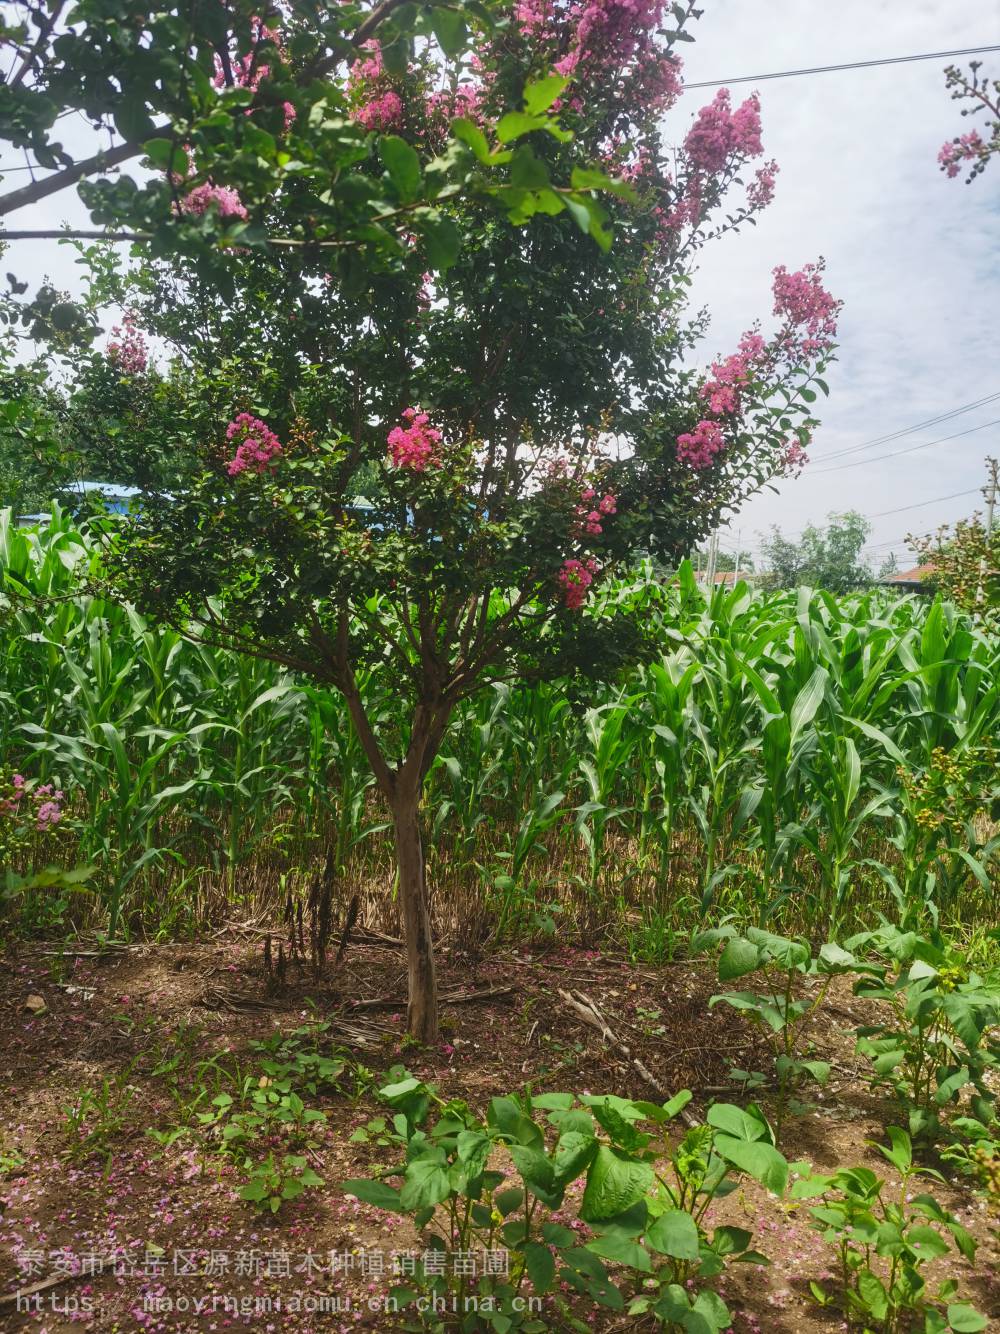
[676,418,726,469]
[36,800,62,831]
[557,557,598,610]
[698,337,766,418]
[106,310,148,374]
[781,437,810,475]
[181,182,248,220]
[747,159,778,209]
[772,261,840,358]
[355,90,404,133]
[387,408,442,471]
[684,89,763,174]
[571,483,617,537]
[938,130,985,177]
[225,413,282,476]
[213,16,283,94]
[515,0,681,111]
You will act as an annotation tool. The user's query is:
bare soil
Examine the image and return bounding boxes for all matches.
[1,928,997,1332]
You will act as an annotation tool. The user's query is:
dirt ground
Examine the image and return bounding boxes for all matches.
[1,926,997,1333]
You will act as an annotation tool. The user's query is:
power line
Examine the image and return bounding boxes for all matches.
[868,486,981,519]
[726,488,982,546]
[683,44,1000,91]
[811,417,1000,473]
[813,390,1000,462]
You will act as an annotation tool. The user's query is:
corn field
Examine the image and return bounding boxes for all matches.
[2,506,998,953]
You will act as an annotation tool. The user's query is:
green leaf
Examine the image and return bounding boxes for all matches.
[380,1077,421,1099]
[586,1233,651,1271]
[580,1146,655,1222]
[711,1225,752,1257]
[143,138,188,175]
[496,111,544,143]
[713,1136,788,1194]
[706,1103,770,1144]
[523,74,569,114]
[644,1208,700,1260]
[495,1187,524,1216]
[718,936,760,981]
[380,136,422,201]
[419,215,461,270]
[451,116,491,163]
[431,8,467,57]
[947,1303,988,1331]
[523,1240,556,1291]
[400,1157,452,1210]
[857,1269,888,1320]
[340,1179,403,1210]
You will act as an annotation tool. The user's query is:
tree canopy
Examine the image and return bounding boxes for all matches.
[0,0,840,1038]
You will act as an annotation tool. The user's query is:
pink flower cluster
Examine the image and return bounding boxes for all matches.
[938,131,985,177]
[515,0,681,111]
[576,487,618,536]
[181,183,248,220]
[558,557,598,610]
[225,413,282,476]
[657,90,769,239]
[747,159,779,209]
[355,89,405,133]
[387,408,442,471]
[684,89,763,174]
[350,41,407,133]
[782,436,810,475]
[212,18,295,131]
[0,773,64,830]
[107,311,148,374]
[772,261,840,358]
[698,330,768,418]
[676,418,726,469]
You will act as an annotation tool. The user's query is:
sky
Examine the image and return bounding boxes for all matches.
[3,0,999,570]
[664,0,1000,571]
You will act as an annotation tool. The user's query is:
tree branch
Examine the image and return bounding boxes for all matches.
[0,140,142,218]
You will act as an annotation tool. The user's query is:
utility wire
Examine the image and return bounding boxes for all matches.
[868,487,981,519]
[812,390,1000,462]
[683,44,1000,91]
[725,487,983,546]
[811,417,1000,473]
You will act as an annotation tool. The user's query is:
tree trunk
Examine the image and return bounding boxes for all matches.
[390,786,438,1043]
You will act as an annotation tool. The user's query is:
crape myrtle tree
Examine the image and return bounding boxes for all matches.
[5,0,840,1040]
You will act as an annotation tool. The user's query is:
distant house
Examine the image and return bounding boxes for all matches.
[695,569,762,589]
[17,481,145,528]
[879,562,936,593]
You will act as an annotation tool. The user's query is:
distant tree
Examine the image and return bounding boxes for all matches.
[0,366,71,512]
[910,492,1000,622]
[938,62,999,182]
[696,546,754,574]
[761,511,892,593]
